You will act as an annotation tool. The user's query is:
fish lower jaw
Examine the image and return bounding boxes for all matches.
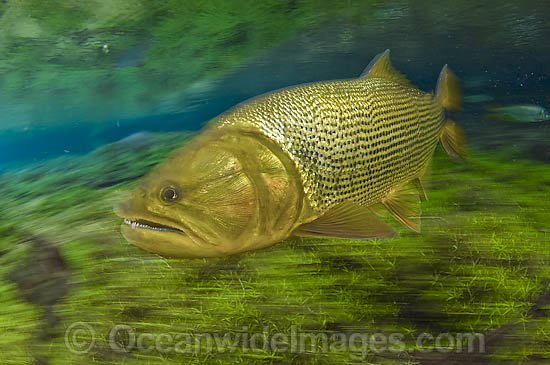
[123,218,185,234]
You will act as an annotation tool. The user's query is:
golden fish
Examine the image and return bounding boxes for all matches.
[115,50,465,258]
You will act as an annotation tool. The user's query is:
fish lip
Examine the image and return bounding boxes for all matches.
[122,218,186,235]
[119,216,212,248]
[114,204,214,248]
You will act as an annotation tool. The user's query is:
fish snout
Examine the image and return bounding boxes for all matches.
[113,189,144,218]
[113,199,132,218]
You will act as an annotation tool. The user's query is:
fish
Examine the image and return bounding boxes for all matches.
[486,105,550,123]
[114,49,465,258]
[464,94,494,104]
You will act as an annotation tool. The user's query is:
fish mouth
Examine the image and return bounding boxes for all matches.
[123,218,185,234]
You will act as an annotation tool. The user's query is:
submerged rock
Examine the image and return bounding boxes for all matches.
[528,143,550,163]
[7,234,70,339]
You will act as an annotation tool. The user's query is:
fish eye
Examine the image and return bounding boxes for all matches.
[160,185,181,203]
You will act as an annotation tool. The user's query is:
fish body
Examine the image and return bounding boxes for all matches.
[487,105,550,122]
[464,94,494,104]
[115,50,464,258]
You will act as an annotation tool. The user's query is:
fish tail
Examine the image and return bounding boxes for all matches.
[436,65,467,161]
[440,120,467,161]
[436,65,462,111]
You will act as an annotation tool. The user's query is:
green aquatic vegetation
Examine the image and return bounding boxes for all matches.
[0,0,381,129]
[145,0,344,81]
[22,0,89,34]
[1,135,550,363]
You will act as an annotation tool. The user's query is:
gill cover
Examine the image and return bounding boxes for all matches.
[116,128,305,257]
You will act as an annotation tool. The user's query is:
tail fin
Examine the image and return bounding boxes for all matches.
[440,120,466,161]
[436,65,462,111]
[436,65,467,161]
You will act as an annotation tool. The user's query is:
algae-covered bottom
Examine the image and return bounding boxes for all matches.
[0,132,549,364]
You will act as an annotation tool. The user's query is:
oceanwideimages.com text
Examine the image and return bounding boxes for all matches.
[65,322,485,357]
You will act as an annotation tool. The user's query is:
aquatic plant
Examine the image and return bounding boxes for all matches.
[1,133,549,363]
[0,0,378,129]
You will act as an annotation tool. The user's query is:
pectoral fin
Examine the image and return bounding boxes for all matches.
[382,183,422,233]
[294,201,396,239]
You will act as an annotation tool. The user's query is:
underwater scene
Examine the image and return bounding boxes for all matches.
[1,1,550,364]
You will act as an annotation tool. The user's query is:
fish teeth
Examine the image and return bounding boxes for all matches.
[123,218,183,234]
[124,218,140,229]
[125,219,157,230]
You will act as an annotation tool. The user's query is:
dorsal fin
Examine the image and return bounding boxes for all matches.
[360,49,411,87]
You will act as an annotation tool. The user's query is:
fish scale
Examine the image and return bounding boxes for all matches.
[217,77,445,212]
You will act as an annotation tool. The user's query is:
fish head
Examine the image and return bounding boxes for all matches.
[115,130,304,258]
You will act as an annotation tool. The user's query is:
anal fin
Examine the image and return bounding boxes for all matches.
[412,177,428,201]
[382,182,422,233]
[414,156,432,202]
[294,201,396,240]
